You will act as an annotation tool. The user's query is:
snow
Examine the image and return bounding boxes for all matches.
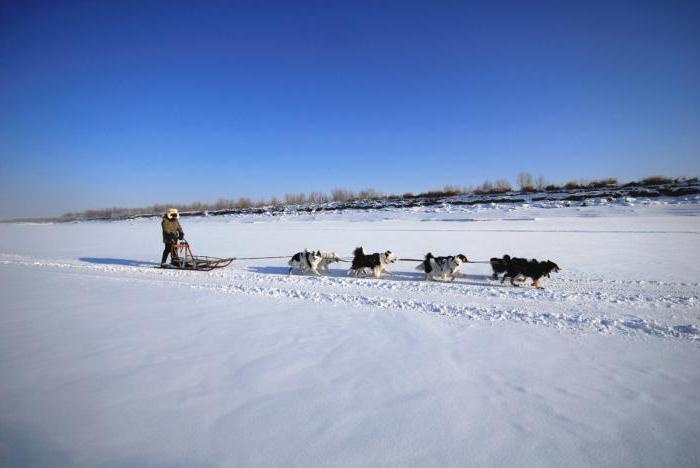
[1,202,699,466]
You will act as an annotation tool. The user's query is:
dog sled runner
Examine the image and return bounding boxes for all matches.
[160,241,234,271]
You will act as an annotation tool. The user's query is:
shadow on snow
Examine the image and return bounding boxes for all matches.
[79,257,158,267]
[246,265,501,287]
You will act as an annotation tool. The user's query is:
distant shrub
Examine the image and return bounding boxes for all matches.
[493,179,512,192]
[564,180,587,190]
[474,179,512,195]
[442,185,466,196]
[641,175,673,186]
[357,188,383,199]
[416,185,466,198]
[331,188,355,202]
[306,192,329,204]
[234,197,252,209]
[587,178,618,189]
[213,198,235,210]
[52,173,696,222]
[284,193,307,205]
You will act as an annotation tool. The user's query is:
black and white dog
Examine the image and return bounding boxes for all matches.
[288,249,323,275]
[416,253,468,281]
[349,247,397,278]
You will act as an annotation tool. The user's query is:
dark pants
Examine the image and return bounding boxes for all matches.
[161,242,179,264]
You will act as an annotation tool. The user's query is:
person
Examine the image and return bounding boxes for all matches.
[161,208,184,266]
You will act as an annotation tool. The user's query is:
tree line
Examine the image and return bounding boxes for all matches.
[55,174,697,221]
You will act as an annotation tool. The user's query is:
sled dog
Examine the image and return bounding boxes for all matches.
[318,252,342,273]
[288,250,323,275]
[349,247,397,278]
[489,254,511,280]
[501,257,560,288]
[416,253,468,281]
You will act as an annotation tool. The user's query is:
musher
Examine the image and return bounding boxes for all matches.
[161,208,184,266]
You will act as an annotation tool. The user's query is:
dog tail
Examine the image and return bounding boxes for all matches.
[415,261,426,271]
[416,252,433,271]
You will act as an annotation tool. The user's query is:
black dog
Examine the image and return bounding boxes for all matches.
[489,254,511,280]
[501,257,560,288]
[349,247,397,278]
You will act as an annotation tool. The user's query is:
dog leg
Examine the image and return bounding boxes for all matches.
[510,276,519,287]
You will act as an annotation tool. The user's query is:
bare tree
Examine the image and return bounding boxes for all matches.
[331,188,355,202]
[307,192,329,204]
[284,193,307,205]
[357,188,383,199]
[536,176,547,191]
[493,179,512,192]
[517,172,534,191]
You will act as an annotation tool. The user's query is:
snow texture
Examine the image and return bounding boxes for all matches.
[1,201,699,467]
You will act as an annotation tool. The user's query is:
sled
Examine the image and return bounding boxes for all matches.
[160,241,234,271]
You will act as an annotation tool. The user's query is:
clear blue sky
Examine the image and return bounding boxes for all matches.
[1,0,698,218]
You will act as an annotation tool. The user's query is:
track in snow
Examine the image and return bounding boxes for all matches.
[2,253,698,342]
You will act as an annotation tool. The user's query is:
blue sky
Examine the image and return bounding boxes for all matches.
[1,0,699,218]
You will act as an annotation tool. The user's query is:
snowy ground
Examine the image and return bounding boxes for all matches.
[1,202,699,466]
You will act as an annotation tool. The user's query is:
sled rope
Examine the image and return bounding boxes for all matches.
[231,256,492,263]
[232,255,291,260]
[398,258,492,263]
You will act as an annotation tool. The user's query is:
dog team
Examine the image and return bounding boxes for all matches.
[288,247,560,288]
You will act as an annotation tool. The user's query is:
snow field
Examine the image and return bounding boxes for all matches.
[0,203,699,466]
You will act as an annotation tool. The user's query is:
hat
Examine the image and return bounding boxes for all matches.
[167,208,179,219]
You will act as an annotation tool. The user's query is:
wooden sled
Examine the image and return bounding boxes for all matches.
[162,241,234,271]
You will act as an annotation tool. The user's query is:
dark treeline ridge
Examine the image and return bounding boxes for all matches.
[7,174,699,223]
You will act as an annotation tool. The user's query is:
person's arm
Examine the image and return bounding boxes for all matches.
[177,221,185,240]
